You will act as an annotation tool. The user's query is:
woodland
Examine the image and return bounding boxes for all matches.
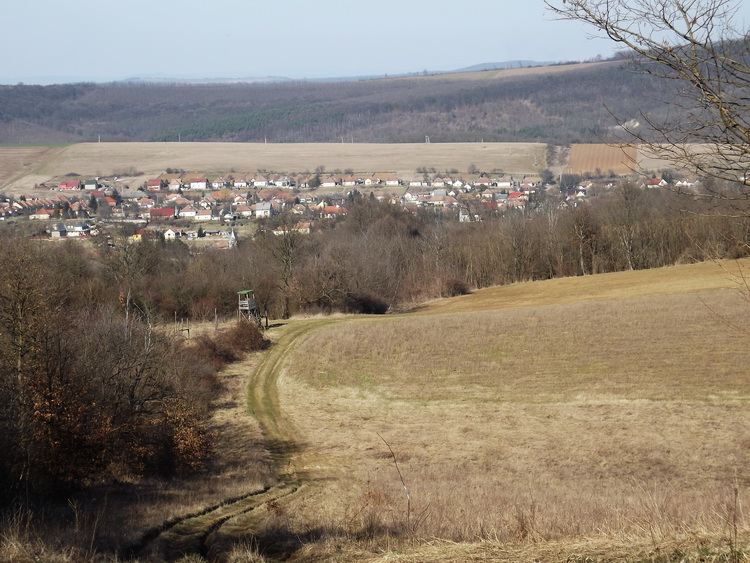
[0,60,669,145]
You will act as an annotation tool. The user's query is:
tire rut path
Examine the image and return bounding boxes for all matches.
[126,318,337,561]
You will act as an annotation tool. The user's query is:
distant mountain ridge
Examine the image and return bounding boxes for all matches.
[1,60,559,86]
[455,61,557,72]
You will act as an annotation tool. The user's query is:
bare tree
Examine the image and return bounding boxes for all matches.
[546,0,750,188]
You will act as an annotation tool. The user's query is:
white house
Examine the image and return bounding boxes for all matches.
[189,178,208,190]
[255,201,274,217]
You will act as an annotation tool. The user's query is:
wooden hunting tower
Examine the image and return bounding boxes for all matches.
[237,290,266,328]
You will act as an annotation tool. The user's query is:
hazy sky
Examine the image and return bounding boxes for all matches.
[4,0,749,84]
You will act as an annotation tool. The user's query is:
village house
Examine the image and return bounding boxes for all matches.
[137,197,155,209]
[67,222,91,237]
[49,223,67,238]
[272,221,311,236]
[58,180,81,190]
[233,176,250,189]
[29,208,53,220]
[188,177,208,190]
[234,204,253,218]
[194,209,215,221]
[643,177,668,188]
[149,207,175,221]
[254,201,274,217]
[178,206,198,218]
[320,176,339,188]
[320,205,347,219]
[252,175,269,188]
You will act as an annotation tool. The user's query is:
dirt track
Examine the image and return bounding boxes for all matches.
[129,318,339,560]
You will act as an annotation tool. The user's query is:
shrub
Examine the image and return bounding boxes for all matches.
[189,321,269,369]
[345,293,389,315]
[441,278,471,297]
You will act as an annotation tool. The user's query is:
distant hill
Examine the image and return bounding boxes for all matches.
[455,60,556,72]
[0,61,671,145]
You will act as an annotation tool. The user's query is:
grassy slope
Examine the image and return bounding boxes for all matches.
[263,259,750,561]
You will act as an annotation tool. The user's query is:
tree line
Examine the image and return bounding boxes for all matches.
[21,182,743,324]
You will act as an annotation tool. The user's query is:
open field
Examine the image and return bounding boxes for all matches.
[396,61,622,83]
[239,258,750,560]
[0,145,62,192]
[566,143,638,176]
[0,142,548,197]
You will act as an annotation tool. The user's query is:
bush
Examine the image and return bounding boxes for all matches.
[441,278,471,297]
[189,321,269,369]
[345,293,389,315]
[222,319,270,353]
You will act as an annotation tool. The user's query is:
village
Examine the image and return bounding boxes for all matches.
[0,169,696,241]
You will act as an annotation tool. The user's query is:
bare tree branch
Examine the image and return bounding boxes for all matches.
[546,0,750,185]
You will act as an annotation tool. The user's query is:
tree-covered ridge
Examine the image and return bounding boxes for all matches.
[0,62,669,144]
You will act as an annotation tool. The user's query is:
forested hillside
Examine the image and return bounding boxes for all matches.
[0,61,669,144]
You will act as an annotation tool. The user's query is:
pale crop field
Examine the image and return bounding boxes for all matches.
[412,61,620,82]
[566,143,638,176]
[0,145,61,192]
[265,259,750,557]
[0,142,547,197]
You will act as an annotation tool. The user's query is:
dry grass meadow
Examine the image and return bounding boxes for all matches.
[245,259,750,560]
[0,142,548,198]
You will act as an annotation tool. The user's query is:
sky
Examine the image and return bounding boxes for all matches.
[4,0,750,84]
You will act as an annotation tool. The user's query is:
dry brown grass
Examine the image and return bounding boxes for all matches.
[260,259,750,559]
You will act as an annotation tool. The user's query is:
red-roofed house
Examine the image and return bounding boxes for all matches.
[643,177,668,188]
[149,207,175,220]
[320,205,347,219]
[30,208,53,220]
[146,178,163,191]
